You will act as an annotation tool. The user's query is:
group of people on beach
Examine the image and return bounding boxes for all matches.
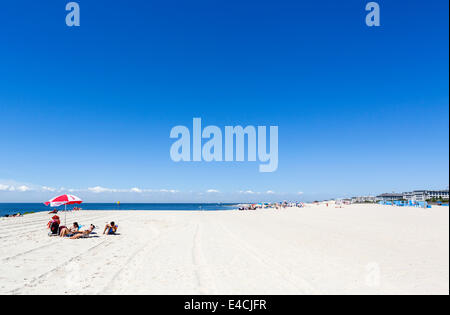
[47,215,118,239]
[4,213,23,217]
[59,222,96,239]
[238,201,304,210]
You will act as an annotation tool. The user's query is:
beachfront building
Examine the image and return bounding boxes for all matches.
[376,193,404,202]
[426,190,449,200]
[403,191,414,201]
[351,196,377,203]
[335,198,352,205]
[411,190,429,202]
[405,190,450,202]
[377,189,449,203]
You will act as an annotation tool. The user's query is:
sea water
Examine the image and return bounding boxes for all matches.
[0,203,237,217]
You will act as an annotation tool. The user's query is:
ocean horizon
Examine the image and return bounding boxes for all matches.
[0,203,238,217]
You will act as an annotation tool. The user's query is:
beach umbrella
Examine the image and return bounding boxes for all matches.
[44,194,83,226]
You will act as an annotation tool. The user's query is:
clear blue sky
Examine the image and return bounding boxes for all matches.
[0,0,448,202]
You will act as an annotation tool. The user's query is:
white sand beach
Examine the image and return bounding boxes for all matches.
[0,204,448,295]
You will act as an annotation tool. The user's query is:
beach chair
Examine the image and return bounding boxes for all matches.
[48,221,60,236]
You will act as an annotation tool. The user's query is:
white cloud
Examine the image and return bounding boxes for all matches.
[206,189,220,193]
[159,189,179,193]
[0,184,11,191]
[88,186,114,193]
[17,185,31,192]
[42,186,57,192]
[266,190,275,194]
[80,186,179,194]
[240,190,256,194]
[130,187,142,193]
[297,191,304,195]
[87,186,151,193]
[0,184,32,192]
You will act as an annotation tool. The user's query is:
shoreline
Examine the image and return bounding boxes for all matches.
[0,203,240,217]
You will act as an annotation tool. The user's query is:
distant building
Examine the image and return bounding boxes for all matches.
[351,196,377,203]
[376,193,404,202]
[380,189,450,202]
[411,190,428,202]
[403,191,414,201]
[427,190,449,200]
[342,198,352,205]
[407,190,449,202]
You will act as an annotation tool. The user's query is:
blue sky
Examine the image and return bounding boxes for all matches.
[0,0,448,202]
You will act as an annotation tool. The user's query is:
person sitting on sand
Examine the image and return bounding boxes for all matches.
[70,224,95,239]
[59,222,79,237]
[47,215,60,228]
[47,215,61,235]
[103,221,118,235]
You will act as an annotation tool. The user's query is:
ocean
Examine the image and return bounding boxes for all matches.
[0,203,238,217]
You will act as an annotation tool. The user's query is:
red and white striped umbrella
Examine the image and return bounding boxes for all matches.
[44,194,83,207]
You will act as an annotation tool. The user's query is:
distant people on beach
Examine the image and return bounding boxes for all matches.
[238,201,304,211]
[4,213,22,217]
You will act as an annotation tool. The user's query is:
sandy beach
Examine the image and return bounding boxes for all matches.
[0,204,448,295]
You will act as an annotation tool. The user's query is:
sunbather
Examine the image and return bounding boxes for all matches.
[59,222,79,237]
[103,221,118,235]
[70,224,95,239]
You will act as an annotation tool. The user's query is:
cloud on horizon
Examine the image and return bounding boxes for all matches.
[0,180,314,203]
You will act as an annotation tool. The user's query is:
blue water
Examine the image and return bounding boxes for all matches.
[0,203,237,217]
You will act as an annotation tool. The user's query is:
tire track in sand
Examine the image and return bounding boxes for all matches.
[216,220,322,295]
[9,237,113,295]
[99,225,161,295]
[192,222,217,294]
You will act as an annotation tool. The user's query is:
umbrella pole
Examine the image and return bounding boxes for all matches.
[65,204,67,226]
